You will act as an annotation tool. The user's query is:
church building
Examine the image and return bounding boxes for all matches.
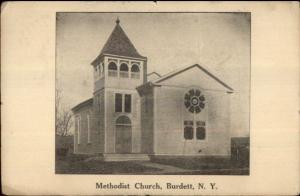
[72,19,234,161]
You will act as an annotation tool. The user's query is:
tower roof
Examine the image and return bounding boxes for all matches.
[91,19,146,66]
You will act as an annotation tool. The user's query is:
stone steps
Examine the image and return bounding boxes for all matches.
[103,153,150,162]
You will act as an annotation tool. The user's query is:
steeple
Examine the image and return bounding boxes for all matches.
[91,18,146,66]
[116,17,120,24]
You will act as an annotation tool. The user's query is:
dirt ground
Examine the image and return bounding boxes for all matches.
[55,154,249,175]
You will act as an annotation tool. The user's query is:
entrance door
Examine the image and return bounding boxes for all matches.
[115,116,132,153]
[115,125,132,153]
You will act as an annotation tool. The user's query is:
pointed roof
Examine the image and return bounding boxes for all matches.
[147,71,161,82]
[137,64,234,94]
[91,18,146,66]
[147,72,161,77]
[152,64,233,91]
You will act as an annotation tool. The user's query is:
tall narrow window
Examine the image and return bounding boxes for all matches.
[183,120,206,140]
[184,121,193,140]
[87,114,91,143]
[125,94,131,113]
[77,116,81,144]
[108,62,117,77]
[196,121,206,140]
[115,93,122,112]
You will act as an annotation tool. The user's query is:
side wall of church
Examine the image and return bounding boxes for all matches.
[140,89,154,154]
[93,89,105,153]
[73,95,105,154]
[153,85,231,156]
[105,89,141,153]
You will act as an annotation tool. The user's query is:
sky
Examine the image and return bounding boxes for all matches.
[56,12,250,137]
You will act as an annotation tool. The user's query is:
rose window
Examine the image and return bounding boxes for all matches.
[184,89,205,113]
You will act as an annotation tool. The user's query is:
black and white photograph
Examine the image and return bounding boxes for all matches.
[55,12,250,175]
[2,2,299,195]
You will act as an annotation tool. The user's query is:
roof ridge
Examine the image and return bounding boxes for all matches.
[151,64,234,91]
[147,71,161,77]
[151,64,195,83]
[71,98,93,112]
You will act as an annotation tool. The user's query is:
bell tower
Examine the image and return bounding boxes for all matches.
[90,18,147,154]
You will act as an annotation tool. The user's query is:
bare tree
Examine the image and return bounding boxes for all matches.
[55,87,62,133]
[58,108,73,136]
[55,85,73,136]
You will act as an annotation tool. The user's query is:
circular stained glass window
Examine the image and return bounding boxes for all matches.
[184,89,205,113]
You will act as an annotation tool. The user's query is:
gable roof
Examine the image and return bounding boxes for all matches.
[91,20,146,66]
[153,64,233,91]
[147,72,161,78]
[137,64,234,93]
[71,98,93,112]
[147,71,161,81]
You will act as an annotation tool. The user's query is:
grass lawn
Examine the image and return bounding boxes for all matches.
[150,156,249,175]
[56,154,249,175]
[161,169,249,175]
[151,157,230,169]
[55,154,161,174]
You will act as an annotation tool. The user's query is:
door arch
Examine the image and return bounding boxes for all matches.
[115,116,132,153]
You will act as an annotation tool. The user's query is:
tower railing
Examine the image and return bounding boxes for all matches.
[131,72,140,79]
[108,70,118,77]
[120,71,129,78]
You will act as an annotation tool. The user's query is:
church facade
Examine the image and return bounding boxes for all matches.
[72,19,234,161]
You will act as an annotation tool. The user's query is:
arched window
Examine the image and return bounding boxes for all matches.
[131,64,140,79]
[120,63,129,71]
[116,115,131,126]
[196,121,206,140]
[108,62,117,70]
[183,120,206,140]
[184,120,193,140]
[108,62,117,77]
[119,63,129,78]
